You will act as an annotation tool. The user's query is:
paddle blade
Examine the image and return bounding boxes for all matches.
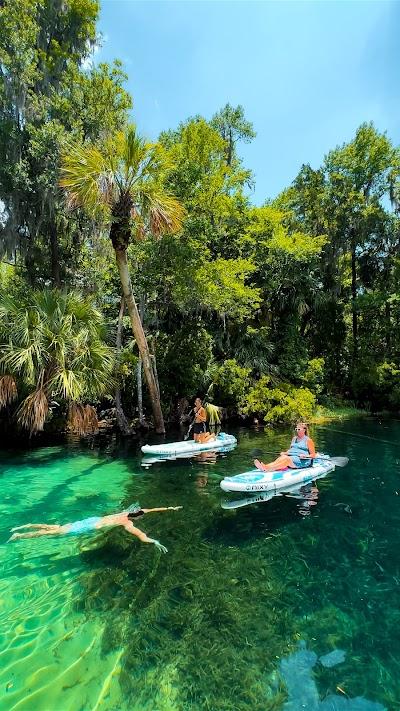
[330,457,349,468]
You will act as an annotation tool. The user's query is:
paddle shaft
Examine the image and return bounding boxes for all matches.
[256,451,348,467]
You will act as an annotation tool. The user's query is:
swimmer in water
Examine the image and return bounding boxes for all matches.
[8,504,182,553]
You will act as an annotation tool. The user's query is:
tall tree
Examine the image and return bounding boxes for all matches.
[0,0,131,286]
[211,103,256,166]
[60,125,185,433]
[324,123,396,362]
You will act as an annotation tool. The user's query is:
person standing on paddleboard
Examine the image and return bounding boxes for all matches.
[193,397,207,442]
[254,422,316,472]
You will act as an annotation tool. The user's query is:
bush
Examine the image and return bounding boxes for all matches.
[156,325,213,402]
[302,357,325,397]
[208,359,251,409]
[241,375,316,424]
[376,362,400,410]
[351,359,400,411]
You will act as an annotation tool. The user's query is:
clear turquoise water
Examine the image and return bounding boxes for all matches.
[0,419,399,710]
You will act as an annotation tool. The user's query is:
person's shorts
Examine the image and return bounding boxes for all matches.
[193,422,207,435]
[291,456,312,469]
[68,517,101,534]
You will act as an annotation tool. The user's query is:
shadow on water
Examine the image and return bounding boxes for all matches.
[0,459,114,533]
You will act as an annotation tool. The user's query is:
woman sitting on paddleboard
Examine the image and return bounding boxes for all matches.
[254,422,316,472]
[8,504,182,553]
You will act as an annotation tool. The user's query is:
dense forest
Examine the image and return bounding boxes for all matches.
[1,0,399,436]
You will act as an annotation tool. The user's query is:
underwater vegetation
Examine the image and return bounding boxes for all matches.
[76,428,400,711]
[2,420,400,710]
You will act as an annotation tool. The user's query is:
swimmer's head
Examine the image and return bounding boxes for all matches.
[128,509,144,520]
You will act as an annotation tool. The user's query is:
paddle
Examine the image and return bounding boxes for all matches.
[254,453,349,468]
[184,410,195,441]
[184,422,194,441]
[326,456,349,467]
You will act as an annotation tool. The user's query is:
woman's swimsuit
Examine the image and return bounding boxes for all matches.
[193,421,207,435]
[67,517,101,535]
[288,436,313,468]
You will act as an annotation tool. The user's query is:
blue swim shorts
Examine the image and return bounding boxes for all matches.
[68,516,101,535]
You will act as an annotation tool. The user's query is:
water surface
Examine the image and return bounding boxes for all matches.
[0,419,398,710]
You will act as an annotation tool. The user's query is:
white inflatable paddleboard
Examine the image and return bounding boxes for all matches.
[141,443,237,466]
[141,433,237,457]
[221,481,321,509]
[220,456,335,493]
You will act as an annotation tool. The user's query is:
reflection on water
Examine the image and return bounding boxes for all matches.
[220,481,321,515]
[286,483,320,517]
[0,419,399,710]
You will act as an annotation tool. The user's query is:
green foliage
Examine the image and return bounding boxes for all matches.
[376,362,400,409]
[207,359,251,409]
[242,375,316,424]
[61,124,185,245]
[211,102,256,167]
[196,258,260,321]
[352,360,400,411]
[0,288,114,432]
[302,358,325,397]
[204,402,221,425]
[156,325,213,403]
[0,0,132,286]
[1,1,400,426]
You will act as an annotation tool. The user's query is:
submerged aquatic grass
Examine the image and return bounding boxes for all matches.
[0,419,398,709]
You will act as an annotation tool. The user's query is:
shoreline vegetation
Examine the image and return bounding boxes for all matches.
[1,1,399,439]
[311,404,368,424]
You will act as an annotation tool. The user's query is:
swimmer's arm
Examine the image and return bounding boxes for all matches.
[122,522,155,542]
[141,506,183,514]
[123,522,168,553]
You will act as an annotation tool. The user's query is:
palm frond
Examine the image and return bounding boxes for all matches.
[0,375,17,408]
[123,126,149,176]
[1,343,43,383]
[17,389,49,433]
[67,402,85,435]
[48,369,83,401]
[140,188,185,237]
[83,404,99,434]
[60,142,115,218]
[67,402,99,435]
[60,126,185,244]
[0,288,116,436]
[205,403,221,425]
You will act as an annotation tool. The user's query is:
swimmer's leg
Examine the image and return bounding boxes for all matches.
[9,526,62,541]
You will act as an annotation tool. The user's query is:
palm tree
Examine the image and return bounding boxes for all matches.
[0,289,114,434]
[60,126,184,433]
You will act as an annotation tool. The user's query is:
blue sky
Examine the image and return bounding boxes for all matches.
[96,1,400,204]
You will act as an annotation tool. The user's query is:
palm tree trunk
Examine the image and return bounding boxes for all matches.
[115,297,132,435]
[137,296,145,426]
[137,356,144,425]
[114,247,165,434]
